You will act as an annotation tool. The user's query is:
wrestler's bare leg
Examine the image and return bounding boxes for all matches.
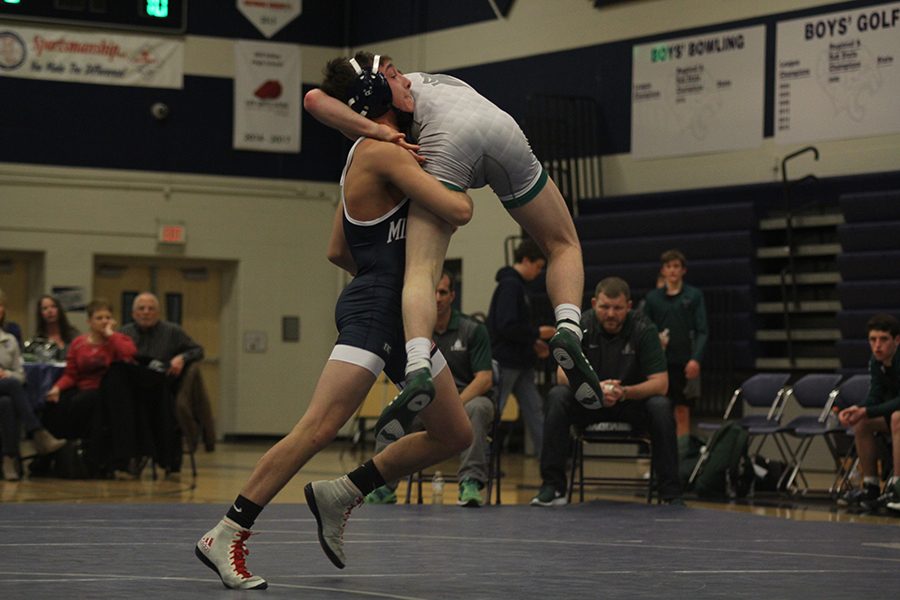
[239,360,377,506]
[401,201,454,358]
[373,365,473,480]
[507,177,583,310]
[509,177,603,405]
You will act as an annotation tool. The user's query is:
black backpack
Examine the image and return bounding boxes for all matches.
[692,421,754,499]
[52,440,94,479]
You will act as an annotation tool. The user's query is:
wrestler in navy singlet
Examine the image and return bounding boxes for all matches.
[332,139,410,384]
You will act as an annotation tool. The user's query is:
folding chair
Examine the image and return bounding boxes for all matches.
[148,381,198,484]
[568,421,657,504]
[776,374,843,494]
[691,373,790,486]
[829,374,869,495]
[484,393,518,505]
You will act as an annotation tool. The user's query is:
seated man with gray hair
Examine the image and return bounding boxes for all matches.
[108,292,212,477]
[531,277,682,506]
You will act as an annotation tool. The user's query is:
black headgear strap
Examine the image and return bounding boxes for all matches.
[346,54,393,119]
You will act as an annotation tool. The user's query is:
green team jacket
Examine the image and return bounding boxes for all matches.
[865,356,900,418]
[641,283,708,366]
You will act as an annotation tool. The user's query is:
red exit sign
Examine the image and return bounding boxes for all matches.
[158,223,187,244]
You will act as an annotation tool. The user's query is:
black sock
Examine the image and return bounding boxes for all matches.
[226,494,264,529]
[346,459,386,496]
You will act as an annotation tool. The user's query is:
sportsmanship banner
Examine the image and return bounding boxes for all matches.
[0,25,183,89]
[631,25,765,159]
[775,2,900,144]
[233,40,301,153]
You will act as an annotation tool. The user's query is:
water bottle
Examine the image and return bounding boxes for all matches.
[431,471,445,505]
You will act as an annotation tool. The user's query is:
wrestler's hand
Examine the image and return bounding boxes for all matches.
[373,125,425,163]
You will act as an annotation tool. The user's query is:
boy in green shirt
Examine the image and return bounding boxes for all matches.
[641,249,708,436]
[837,314,900,512]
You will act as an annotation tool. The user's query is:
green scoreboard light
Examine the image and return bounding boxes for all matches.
[0,1,187,34]
[145,1,168,19]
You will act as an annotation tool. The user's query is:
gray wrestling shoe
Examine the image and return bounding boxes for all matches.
[374,367,434,445]
[195,517,268,590]
[305,476,363,569]
[549,328,603,409]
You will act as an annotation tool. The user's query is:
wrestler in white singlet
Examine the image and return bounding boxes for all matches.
[406,72,547,209]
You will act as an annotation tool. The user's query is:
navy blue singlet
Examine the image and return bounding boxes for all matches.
[333,138,409,383]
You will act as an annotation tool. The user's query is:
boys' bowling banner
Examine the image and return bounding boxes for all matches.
[775,2,900,145]
[631,25,765,159]
[233,40,301,153]
[0,25,183,88]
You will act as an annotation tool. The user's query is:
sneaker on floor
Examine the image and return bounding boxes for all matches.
[457,478,484,507]
[885,482,900,513]
[195,517,267,590]
[32,429,66,456]
[530,484,567,507]
[662,497,686,507]
[374,367,434,445]
[364,485,397,505]
[549,328,603,409]
[2,455,19,482]
[884,480,900,511]
[305,476,363,569]
[865,481,900,513]
[837,483,880,508]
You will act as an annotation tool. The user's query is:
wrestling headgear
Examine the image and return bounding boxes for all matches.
[345,54,393,118]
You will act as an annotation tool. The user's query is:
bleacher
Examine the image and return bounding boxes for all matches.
[573,197,758,415]
[567,170,900,414]
[836,189,900,372]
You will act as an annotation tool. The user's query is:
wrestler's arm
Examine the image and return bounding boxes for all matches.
[304,89,418,153]
[370,143,473,227]
[326,202,357,275]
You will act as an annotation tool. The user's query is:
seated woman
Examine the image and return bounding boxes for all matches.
[26,295,79,362]
[44,299,136,453]
[1,327,66,481]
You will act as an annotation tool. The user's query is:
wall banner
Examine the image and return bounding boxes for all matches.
[775,2,900,145]
[236,0,302,39]
[631,25,765,159]
[0,25,183,89]
[233,40,301,153]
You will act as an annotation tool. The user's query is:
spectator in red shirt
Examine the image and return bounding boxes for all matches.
[43,299,136,442]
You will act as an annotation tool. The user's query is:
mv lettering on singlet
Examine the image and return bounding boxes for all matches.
[387,217,407,244]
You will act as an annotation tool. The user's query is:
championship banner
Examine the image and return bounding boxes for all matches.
[233,40,301,153]
[0,25,183,89]
[237,0,302,39]
[775,2,900,145]
[631,25,765,159]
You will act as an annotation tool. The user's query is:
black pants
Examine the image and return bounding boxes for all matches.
[42,387,101,441]
[539,384,682,500]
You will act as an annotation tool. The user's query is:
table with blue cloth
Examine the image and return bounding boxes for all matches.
[23,362,65,411]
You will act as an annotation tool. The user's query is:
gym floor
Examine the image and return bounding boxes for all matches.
[1,441,899,599]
